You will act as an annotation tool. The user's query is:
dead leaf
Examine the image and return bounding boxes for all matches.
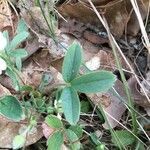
[59,19,87,38]
[128,76,150,107]
[57,0,128,37]
[0,116,43,148]
[57,0,149,37]
[0,0,12,30]
[85,49,130,72]
[85,56,100,71]
[42,122,55,139]
[127,0,150,36]
[83,30,108,44]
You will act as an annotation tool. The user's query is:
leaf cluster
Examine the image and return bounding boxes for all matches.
[3,19,29,90]
[61,41,116,125]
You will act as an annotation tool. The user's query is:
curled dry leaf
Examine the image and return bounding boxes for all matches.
[128,74,150,116]
[57,0,128,37]
[128,76,150,108]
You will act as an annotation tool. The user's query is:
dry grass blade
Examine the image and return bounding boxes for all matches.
[103,110,148,147]
[130,0,150,54]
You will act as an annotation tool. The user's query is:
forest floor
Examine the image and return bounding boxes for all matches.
[0,0,149,149]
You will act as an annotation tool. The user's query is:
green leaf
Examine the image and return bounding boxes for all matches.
[71,71,116,93]
[8,48,28,58]
[111,130,135,147]
[16,57,22,71]
[81,101,91,113]
[65,129,81,150]
[8,31,29,51]
[16,18,28,34]
[0,96,23,121]
[69,125,83,138]
[45,115,63,129]
[62,41,82,82]
[47,130,64,150]
[6,67,20,91]
[20,85,33,92]
[90,133,101,145]
[96,144,105,150]
[13,134,26,149]
[135,141,145,150]
[61,87,80,125]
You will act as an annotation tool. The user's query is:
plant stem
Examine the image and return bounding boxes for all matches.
[37,0,56,41]
[44,83,67,94]
[105,23,138,135]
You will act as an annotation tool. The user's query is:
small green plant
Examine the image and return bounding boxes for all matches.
[0,19,29,91]
[45,41,116,149]
[111,130,135,148]
[45,114,82,150]
[0,22,116,149]
[60,41,116,125]
[0,19,29,121]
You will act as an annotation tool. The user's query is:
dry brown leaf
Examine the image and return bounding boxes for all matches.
[0,0,12,30]
[18,4,66,60]
[0,116,43,148]
[85,49,130,72]
[57,0,128,37]
[127,0,150,36]
[128,76,150,107]
[42,122,55,139]
[58,0,149,37]
[20,6,49,35]
[130,70,150,113]
[83,30,108,44]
